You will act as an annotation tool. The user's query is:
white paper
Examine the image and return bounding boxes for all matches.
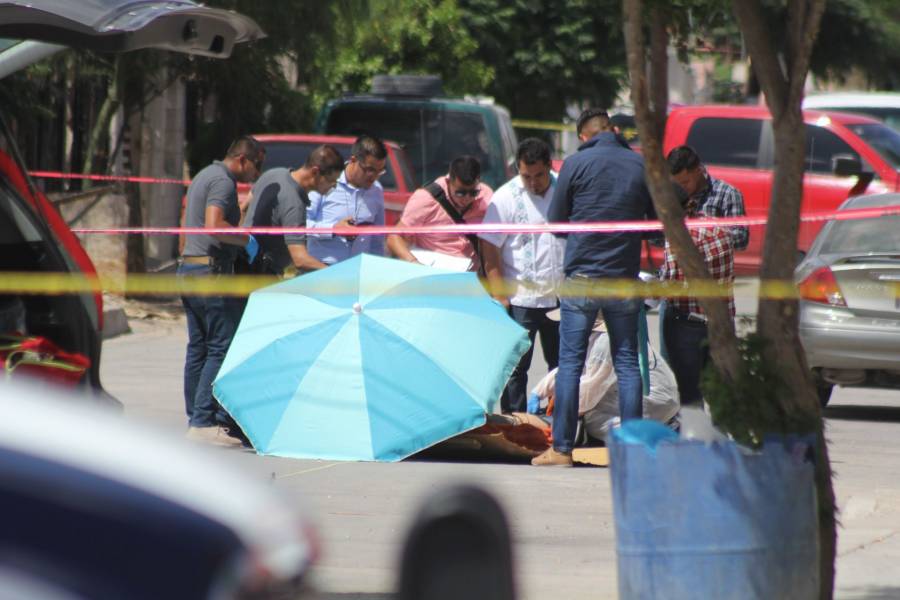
[410,248,473,272]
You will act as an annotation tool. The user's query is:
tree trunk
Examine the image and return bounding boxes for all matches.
[732,1,834,597]
[648,7,668,139]
[623,0,742,383]
[63,54,76,192]
[82,56,121,182]
[757,106,836,600]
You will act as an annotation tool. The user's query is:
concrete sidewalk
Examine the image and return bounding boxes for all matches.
[101,314,900,599]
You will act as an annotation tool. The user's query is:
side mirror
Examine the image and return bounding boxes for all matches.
[831,154,862,177]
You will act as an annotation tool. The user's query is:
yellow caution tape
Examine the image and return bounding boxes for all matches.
[0,272,278,298]
[511,119,575,132]
[3,271,894,302]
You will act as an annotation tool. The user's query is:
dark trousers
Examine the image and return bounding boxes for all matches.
[501,305,560,413]
[661,306,709,406]
[178,263,245,427]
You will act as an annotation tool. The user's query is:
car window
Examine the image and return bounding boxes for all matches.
[845,123,900,171]
[326,105,492,186]
[394,147,416,191]
[497,110,517,177]
[685,118,763,168]
[819,215,900,255]
[0,179,43,244]
[804,125,866,174]
[327,106,425,186]
[427,110,492,182]
[261,141,397,190]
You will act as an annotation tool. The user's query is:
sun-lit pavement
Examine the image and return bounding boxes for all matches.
[101,291,900,599]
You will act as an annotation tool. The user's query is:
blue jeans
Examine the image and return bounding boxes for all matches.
[553,278,643,453]
[178,263,244,428]
[661,306,709,406]
[501,305,559,413]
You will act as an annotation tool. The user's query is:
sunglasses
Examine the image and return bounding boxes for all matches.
[453,188,479,198]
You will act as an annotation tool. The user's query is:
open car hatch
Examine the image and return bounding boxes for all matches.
[0,0,264,60]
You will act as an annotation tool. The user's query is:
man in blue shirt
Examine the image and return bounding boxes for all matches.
[306,135,387,264]
[533,109,656,467]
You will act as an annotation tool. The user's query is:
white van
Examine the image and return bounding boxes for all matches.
[803,92,900,131]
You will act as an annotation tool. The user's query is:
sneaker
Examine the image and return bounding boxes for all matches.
[531,447,574,467]
[186,426,244,448]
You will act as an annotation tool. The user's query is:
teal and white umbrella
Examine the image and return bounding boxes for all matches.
[214,254,530,461]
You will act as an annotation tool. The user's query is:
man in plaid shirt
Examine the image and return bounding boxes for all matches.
[667,145,748,250]
[659,192,735,406]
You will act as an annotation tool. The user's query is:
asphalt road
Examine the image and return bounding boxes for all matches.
[101,289,900,599]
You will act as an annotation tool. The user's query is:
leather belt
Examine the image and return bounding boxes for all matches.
[181,256,211,265]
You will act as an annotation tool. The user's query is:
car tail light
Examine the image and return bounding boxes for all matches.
[798,266,846,306]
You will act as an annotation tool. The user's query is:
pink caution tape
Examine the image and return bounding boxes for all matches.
[29,171,190,186]
[70,204,900,237]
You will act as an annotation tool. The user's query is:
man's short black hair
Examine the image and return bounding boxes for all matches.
[576,108,610,137]
[226,135,263,160]
[667,145,702,175]
[351,134,388,162]
[516,138,551,167]
[306,144,344,176]
[448,155,481,186]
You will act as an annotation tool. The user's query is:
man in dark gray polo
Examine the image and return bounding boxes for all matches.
[244,145,344,276]
[179,135,264,447]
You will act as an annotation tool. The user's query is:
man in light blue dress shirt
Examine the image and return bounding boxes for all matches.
[306,135,387,264]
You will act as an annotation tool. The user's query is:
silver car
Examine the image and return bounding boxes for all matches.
[796,193,900,406]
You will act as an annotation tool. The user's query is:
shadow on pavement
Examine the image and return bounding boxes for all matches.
[837,586,900,600]
[825,404,900,423]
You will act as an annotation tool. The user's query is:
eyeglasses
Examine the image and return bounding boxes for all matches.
[453,188,479,198]
[360,165,386,177]
[350,157,386,178]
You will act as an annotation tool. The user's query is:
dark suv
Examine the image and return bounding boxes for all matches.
[316,75,518,189]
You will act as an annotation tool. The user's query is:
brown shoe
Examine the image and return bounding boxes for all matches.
[186,426,244,448]
[531,447,574,467]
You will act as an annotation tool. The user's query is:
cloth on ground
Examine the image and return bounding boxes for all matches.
[532,332,679,439]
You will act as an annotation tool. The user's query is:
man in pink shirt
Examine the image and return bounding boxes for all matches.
[387,156,493,272]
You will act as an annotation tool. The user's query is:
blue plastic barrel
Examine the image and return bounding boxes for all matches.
[609,432,819,599]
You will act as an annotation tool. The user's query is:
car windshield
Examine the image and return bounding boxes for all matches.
[812,106,900,132]
[819,214,900,255]
[846,123,900,170]
[261,141,397,190]
[326,105,491,186]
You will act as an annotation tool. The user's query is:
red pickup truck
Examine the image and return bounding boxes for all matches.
[242,134,417,224]
[647,105,900,274]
